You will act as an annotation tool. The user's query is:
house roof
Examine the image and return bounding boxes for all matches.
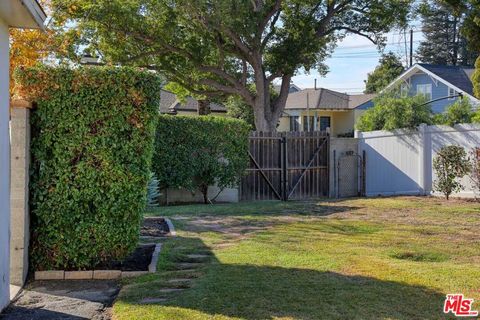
[273,83,302,94]
[285,88,375,110]
[0,0,46,29]
[159,89,227,114]
[384,63,478,101]
[418,64,475,96]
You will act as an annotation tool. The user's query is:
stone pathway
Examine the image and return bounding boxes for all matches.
[1,280,119,320]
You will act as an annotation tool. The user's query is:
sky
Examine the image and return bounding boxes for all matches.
[290,27,425,94]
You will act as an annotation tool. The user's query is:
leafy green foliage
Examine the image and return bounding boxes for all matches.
[152,115,249,203]
[434,98,474,126]
[474,56,480,99]
[226,95,255,129]
[50,0,411,131]
[364,52,405,94]
[15,66,161,270]
[470,148,480,199]
[356,94,432,131]
[433,146,471,200]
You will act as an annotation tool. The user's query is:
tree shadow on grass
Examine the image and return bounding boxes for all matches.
[120,236,449,320]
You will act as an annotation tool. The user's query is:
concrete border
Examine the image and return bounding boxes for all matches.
[164,218,176,236]
[148,243,162,273]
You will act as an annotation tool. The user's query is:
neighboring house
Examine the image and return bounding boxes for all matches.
[383,63,479,113]
[159,89,227,116]
[0,0,46,312]
[277,88,375,136]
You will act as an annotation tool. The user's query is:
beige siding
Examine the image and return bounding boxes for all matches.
[174,111,228,117]
[279,109,357,136]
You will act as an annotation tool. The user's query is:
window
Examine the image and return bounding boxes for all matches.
[417,84,432,101]
[303,116,315,132]
[448,87,457,100]
[319,116,331,132]
[289,116,300,132]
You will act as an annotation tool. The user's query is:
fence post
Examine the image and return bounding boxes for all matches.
[418,124,431,195]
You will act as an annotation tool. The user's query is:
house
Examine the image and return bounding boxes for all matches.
[383,63,479,113]
[277,88,375,136]
[159,89,227,116]
[0,0,46,312]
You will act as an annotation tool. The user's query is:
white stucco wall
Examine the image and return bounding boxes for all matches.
[0,19,11,311]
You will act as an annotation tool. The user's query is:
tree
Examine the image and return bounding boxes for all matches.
[474,57,480,99]
[50,0,411,131]
[433,145,470,200]
[226,95,255,129]
[434,98,474,126]
[364,52,405,94]
[356,93,432,131]
[416,0,477,66]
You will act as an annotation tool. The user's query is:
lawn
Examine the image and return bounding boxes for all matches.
[113,197,480,319]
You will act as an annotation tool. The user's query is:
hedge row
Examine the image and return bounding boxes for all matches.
[15,66,162,270]
[152,115,250,203]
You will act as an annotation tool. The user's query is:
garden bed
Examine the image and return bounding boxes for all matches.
[34,217,173,280]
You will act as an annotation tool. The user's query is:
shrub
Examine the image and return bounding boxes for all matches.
[471,148,480,199]
[435,98,474,126]
[152,115,249,204]
[356,94,433,132]
[433,146,471,200]
[473,56,480,99]
[15,65,161,270]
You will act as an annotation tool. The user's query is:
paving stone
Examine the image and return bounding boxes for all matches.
[175,263,203,270]
[139,298,167,304]
[35,271,64,280]
[93,270,121,280]
[64,271,93,280]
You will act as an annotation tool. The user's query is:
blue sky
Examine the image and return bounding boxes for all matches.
[290,28,424,94]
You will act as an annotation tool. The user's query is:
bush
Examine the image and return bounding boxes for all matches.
[435,98,474,126]
[152,115,250,203]
[473,56,480,99]
[15,65,161,270]
[356,94,433,132]
[471,148,480,199]
[433,146,471,200]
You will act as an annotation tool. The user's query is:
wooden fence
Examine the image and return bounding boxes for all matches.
[240,131,329,201]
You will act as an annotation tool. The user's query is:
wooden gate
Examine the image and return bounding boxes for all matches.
[240,131,329,201]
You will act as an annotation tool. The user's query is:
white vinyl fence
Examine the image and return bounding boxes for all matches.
[357,124,480,198]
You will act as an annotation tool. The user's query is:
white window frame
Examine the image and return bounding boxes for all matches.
[448,87,457,100]
[417,84,432,101]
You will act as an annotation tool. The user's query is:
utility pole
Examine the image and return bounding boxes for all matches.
[410,29,413,67]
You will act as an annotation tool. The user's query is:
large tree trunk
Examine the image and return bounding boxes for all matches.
[252,73,292,132]
[198,99,211,115]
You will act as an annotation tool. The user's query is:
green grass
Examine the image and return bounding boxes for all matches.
[114,197,480,319]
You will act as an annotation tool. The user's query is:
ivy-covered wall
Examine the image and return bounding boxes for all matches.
[15,66,162,270]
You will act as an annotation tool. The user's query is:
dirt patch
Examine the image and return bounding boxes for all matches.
[95,244,155,271]
[1,280,119,320]
[141,217,170,237]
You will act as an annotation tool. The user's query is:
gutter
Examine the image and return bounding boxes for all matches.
[20,0,47,29]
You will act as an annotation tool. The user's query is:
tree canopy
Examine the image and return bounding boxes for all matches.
[416,0,477,66]
[364,52,405,94]
[50,0,411,131]
[355,93,432,131]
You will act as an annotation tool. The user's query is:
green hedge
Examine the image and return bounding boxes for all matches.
[152,115,249,203]
[15,66,161,270]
